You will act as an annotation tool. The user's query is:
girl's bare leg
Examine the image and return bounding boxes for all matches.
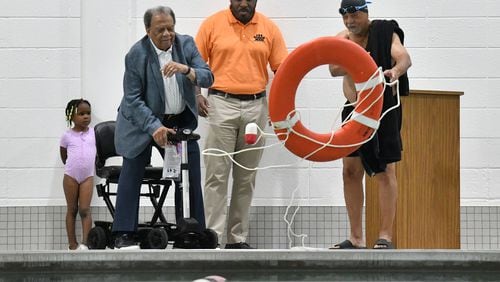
[78,177,94,245]
[63,175,79,250]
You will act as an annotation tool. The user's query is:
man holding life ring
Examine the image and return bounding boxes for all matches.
[329,0,412,249]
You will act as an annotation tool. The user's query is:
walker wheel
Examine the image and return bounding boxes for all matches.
[173,232,199,249]
[141,227,168,249]
[87,226,107,249]
[200,228,218,249]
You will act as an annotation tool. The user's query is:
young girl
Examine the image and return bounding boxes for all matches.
[59,99,96,250]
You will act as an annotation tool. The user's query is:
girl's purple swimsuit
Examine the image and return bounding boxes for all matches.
[60,128,96,184]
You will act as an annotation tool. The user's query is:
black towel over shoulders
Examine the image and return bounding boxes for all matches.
[341,19,410,175]
[366,19,410,97]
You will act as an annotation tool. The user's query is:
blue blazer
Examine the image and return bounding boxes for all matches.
[115,34,213,159]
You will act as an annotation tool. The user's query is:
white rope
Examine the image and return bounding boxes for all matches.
[200,67,399,165]
[284,184,308,249]
[355,66,385,92]
[272,112,300,131]
[200,67,402,249]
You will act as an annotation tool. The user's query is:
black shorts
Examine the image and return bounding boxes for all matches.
[341,98,403,176]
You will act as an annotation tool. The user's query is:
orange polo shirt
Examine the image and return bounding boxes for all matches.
[195,9,288,94]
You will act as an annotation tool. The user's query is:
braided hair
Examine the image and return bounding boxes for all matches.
[65,98,91,127]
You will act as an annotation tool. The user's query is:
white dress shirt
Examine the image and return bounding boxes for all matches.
[150,39,186,115]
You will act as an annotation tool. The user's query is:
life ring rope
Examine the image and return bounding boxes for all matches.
[272,111,300,131]
[201,79,401,171]
[272,66,385,135]
[355,68,385,92]
[275,78,400,150]
[277,86,381,148]
[202,37,401,167]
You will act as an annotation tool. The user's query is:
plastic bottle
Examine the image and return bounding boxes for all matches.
[163,144,181,179]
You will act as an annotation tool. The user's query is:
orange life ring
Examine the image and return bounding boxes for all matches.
[269,37,384,162]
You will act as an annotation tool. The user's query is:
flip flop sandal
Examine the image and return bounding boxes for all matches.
[373,238,395,249]
[329,239,366,249]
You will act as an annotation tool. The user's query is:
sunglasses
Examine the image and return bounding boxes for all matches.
[339,4,368,15]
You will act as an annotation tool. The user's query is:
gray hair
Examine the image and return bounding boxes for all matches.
[144,6,176,29]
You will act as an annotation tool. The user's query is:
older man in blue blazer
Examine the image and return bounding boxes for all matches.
[112,6,214,249]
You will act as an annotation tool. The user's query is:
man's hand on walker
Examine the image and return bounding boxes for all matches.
[153,126,176,147]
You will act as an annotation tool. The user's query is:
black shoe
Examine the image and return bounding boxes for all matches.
[114,233,140,250]
[225,242,254,249]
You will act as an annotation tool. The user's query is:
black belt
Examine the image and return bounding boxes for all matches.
[163,113,181,122]
[208,89,266,100]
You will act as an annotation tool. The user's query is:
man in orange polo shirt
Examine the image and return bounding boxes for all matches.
[195,0,287,249]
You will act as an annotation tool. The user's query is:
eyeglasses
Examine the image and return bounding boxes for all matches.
[338,4,368,15]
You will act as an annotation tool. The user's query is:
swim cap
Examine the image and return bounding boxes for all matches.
[341,0,367,9]
[339,0,369,15]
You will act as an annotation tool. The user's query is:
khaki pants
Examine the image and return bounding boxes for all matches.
[203,94,268,244]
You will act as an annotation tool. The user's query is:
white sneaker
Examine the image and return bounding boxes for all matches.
[68,244,88,251]
[114,245,140,251]
[77,244,89,250]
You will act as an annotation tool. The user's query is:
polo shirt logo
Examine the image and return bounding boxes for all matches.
[254,33,265,42]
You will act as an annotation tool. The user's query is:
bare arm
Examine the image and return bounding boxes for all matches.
[329,64,348,77]
[383,33,412,82]
[329,30,358,101]
[329,30,349,77]
[60,147,67,165]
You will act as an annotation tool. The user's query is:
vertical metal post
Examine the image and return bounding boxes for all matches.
[181,139,190,218]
